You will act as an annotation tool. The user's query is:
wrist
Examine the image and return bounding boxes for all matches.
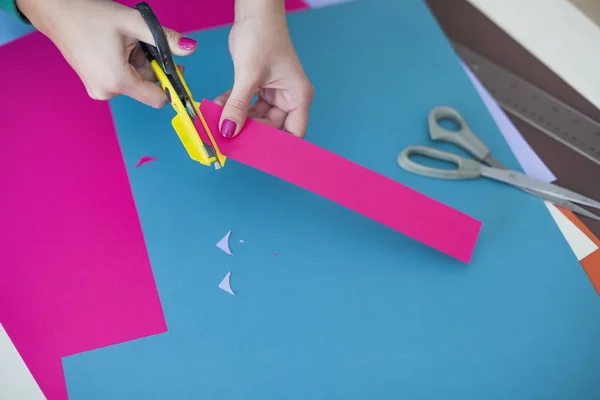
[234,0,285,22]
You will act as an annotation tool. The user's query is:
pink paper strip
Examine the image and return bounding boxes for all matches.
[116,0,309,33]
[197,100,482,263]
[0,33,167,400]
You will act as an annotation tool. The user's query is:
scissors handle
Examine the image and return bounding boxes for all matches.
[397,146,482,180]
[429,106,491,162]
[135,3,177,75]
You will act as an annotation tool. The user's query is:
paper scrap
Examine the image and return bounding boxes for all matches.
[0,324,46,400]
[218,272,235,296]
[217,230,233,256]
[196,100,482,263]
[302,0,356,8]
[135,156,158,168]
[462,61,556,183]
[544,202,598,261]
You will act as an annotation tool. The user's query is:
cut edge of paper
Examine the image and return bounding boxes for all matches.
[135,156,158,168]
[544,201,598,261]
[216,230,233,256]
[218,272,235,296]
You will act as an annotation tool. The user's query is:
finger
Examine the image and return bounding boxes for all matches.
[128,43,147,68]
[121,67,168,108]
[121,8,197,58]
[283,107,310,138]
[135,63,157,82]
[264,106,288,129]
[213,89,232,107]
[248,98,271,119]
[220,81,257,138]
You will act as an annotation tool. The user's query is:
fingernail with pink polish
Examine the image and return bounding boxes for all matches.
[221,119,236,138]
[178,37,197,51]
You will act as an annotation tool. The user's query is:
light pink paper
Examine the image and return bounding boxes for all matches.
[116,0,309,33]
[135,155,158,168]
[218,272,235,296]
[216,230,233,256]
[0,33,166,400]
[197,100,482,263]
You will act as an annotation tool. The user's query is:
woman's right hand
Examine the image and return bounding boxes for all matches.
[17,0,197,108]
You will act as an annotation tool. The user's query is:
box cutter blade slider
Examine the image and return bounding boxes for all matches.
[135,2,226,168]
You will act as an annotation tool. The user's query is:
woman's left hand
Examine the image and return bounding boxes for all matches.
[214,3,314,139]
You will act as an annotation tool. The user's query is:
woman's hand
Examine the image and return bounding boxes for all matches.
[17,0,197,108]
[215,0,314,138]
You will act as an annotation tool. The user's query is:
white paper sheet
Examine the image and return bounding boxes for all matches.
[0,323,46,400]
[466,0,600,112]
[545,202,598,260]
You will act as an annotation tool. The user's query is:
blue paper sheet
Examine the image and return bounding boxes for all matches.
[62,1,600,398]
[0,11,34,46]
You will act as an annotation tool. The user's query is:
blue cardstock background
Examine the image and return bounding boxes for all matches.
[62,0,600,398]
[0,10,34,46]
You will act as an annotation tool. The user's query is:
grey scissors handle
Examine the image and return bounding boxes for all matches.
[429,106,491,162]
[397,146,482,180]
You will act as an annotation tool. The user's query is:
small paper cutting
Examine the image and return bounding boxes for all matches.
[135,156,157,168]
[218,272,235,296]
[216,230,233,255]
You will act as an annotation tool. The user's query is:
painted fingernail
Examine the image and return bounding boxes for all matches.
[221,119,237,138]
[178,37,197,51]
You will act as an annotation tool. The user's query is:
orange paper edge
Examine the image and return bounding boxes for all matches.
[556,206,600,294]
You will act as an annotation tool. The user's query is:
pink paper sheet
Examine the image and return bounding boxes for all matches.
[197,100,482,263]
[117,0,309,33]
[0,33,166,400]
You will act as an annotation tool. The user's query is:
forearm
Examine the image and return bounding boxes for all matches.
[234,0,285,21]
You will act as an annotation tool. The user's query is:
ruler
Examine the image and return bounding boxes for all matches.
[452,41,600,167]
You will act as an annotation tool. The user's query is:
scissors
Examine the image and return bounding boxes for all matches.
[134,2,226,168]
[397,106,600,222]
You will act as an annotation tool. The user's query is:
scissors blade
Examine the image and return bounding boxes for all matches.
[481,155,600,220]
[524,189,600,222]
[482,155,506,170]
[481,166,600,211]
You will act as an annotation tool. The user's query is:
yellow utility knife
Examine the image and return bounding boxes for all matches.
[135,2,226,168]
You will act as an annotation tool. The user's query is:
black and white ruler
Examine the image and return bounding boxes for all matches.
[452,41,600,167]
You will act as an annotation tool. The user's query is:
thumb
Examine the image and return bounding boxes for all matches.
[122,8,197,57]
[220,79,257,138]
[120,66,168,108]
